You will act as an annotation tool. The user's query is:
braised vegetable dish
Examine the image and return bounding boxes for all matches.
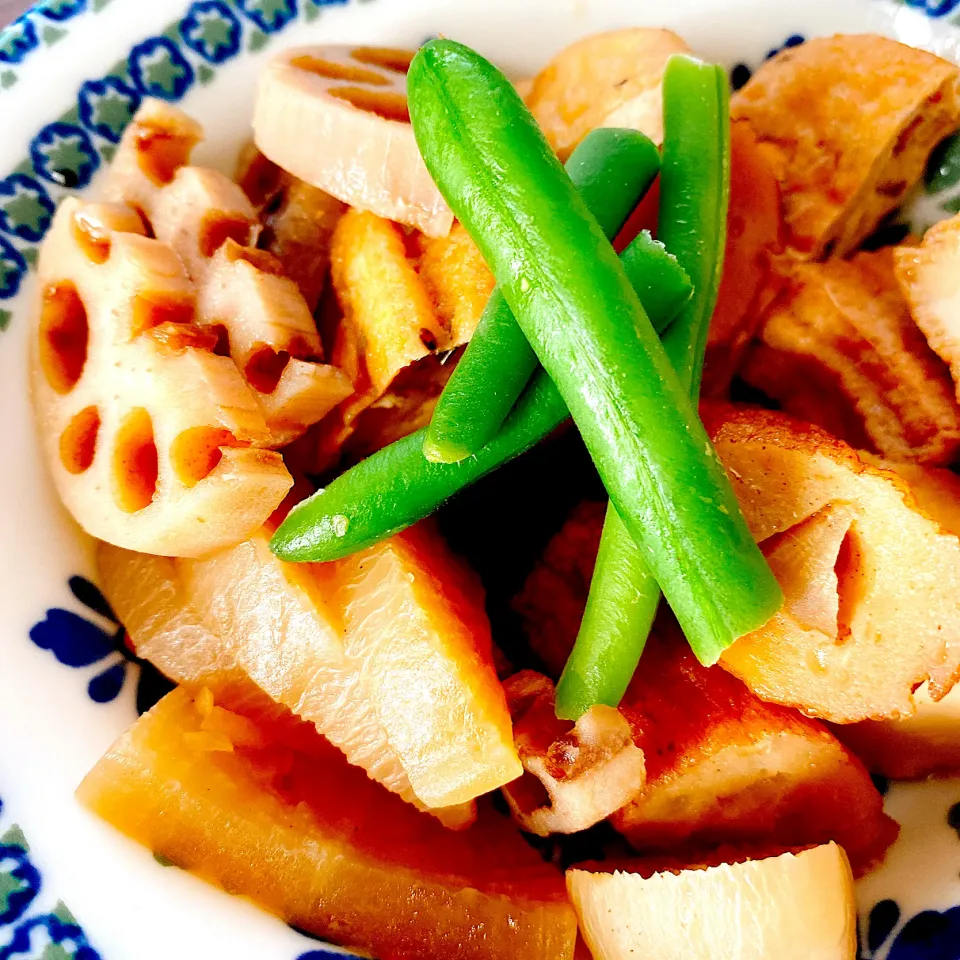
[29,26,960,960]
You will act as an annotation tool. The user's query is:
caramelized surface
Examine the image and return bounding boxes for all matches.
[513,503,895,872]
[707,406,960,721]
[742,250,960,464]
[732,35,960,257]
[525,28,690,159]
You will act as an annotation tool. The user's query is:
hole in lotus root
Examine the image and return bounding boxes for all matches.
[327,85,410,124]
[73,212,112,264]
[113,408,159,513]
[39,282,88,394]
[835,525,867,642]
[134,119,198,187]
[170,426,240,487]
[245,346,292,395]
[132,292,196,337]
[207,323,232,357]
[291,54,391,87]
[60,406,100,474]
[235,142,284,207]
[199,212,256,259]
[351,47,415,75]
[222,239,286,276]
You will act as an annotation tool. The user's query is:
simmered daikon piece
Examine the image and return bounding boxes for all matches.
[568,844,856,960]
[79,688,577,960]
[97,521,521,815]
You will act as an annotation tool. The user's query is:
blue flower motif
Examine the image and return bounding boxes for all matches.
[180,1,242,64]
[765,32,806,61]
[864,896,960,960]
[78,76,140,144]
[236,0,298,34]
[0,174,54,243]
[0,907,101,960]
[731,34,806,94]
[902,0,960,17]
[33,0,88,21]
[28,576,175,710]
[0,16,39,65]
[86,661,127,703]
[887,906,960,959]
[0,837,41,926]
[30,122,99,188]
[29,608,117,668]
[0,236,26,300]
[866,898,901,953]
[128,36,194,101]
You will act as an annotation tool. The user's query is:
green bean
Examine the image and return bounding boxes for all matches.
[618,230,693,330]
[556,57,737,717]
[424,129,661,464]
[272,370,567,561]
[270,234,689,564]
[417,42,779,660]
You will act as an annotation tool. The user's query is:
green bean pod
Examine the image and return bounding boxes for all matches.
[270,237,692,564]
[424,129,661,464]
[557,57,737,717]
[618,230,693,332]
[272,370,567,560]
[406,39,780,665]
[555,501,661,719]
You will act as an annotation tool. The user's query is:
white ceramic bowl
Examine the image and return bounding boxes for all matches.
[3,1,960,957]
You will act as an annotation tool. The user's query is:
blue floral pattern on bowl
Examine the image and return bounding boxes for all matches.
[864,900,960,959]
[29,576,174,711]
[236,0,298,33]
[0,237,25,301]
[180,1,242,63]
[29,122,99,189]
[0,174,54,243]
[0,797,101,960]
[33,0,89,22]
[0,0,364,326]
[900,0,960,17]
[0,18,38,65]
[128,36,195,100]
[77,78,141,143]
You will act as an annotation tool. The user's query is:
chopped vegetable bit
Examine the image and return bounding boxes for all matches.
[424,127,661,464]
[557,55,733,718]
